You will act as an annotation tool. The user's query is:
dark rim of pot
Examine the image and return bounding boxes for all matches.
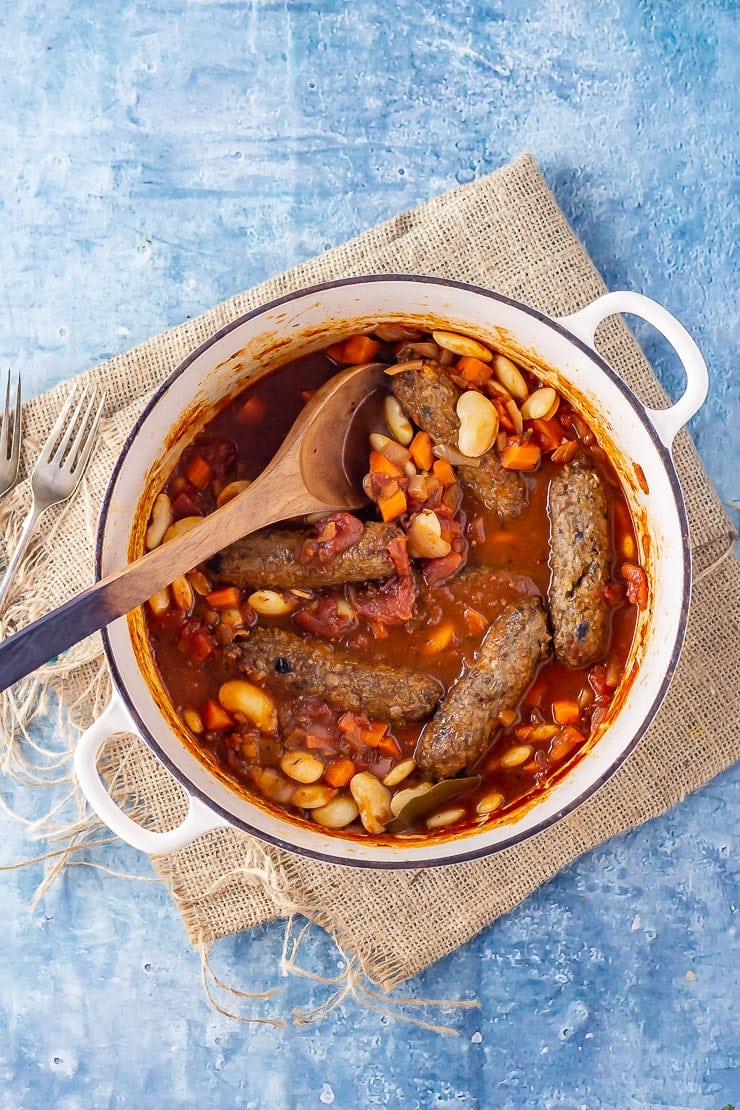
[96,275,692,869]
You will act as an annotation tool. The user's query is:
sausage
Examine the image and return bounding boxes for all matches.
[391,364,526,520]
[209,521,404,589]
[415,596,550,779]
[547,457,610,668]
[231,627,442,725]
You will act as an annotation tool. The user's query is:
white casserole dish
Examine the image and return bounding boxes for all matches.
[74,277,707,866]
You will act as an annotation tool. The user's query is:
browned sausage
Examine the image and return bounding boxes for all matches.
[391,364,526,519]
[209,521,404,589]
[231,627,442,725]
[547,457,610,668]
[415,596,550,778]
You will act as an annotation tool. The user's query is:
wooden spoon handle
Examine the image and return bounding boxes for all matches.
[0,457,323,691]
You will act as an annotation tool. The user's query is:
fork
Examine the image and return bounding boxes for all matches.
[0,381,105,611]
[0,370,22,501]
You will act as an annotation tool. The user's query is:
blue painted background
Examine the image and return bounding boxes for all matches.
[0,1,737,1107]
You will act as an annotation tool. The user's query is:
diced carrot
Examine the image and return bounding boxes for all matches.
[552,699,581,726]
[432,457,456,487]
[377,486,407,522]
[363,719,390,746]
[325,341,348,363]
[337,712,394,754]
[497,707,517,728]
[489,529,516,546]
[202,700,233,731]
[206,586,242,609]
[342,335,381,364]
[236,395,268,425]
[464,606,488,635]
[369,449,404,479]
[551,439,579,464]
[456,356,493,385]
[491,396,517,433]
[185,455,213,490]
[376,733,402,758]
[421,618,456,656]
[409,430,434,471]
[500,439,541,471]
[548,725,586,764]
[328,334,382,365]
[324,757,356,788]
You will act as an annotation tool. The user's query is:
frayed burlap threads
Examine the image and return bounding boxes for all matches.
[1,154,738,1009]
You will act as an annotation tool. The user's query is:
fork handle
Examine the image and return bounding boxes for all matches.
[0,502,44,612]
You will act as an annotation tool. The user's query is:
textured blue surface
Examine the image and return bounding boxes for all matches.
[1,2,737,1107]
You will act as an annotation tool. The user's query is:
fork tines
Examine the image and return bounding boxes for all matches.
[1,370,21,464]
[40,382,105,473]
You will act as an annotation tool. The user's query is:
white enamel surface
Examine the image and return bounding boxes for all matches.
[558,290,708,447]
[91,278,698,865]
[74,691,230,855]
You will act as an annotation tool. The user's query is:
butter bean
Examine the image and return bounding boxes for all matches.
[218,679,277,734]
[350,772,392,834]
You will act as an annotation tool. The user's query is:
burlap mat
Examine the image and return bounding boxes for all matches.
[1,153,738,995]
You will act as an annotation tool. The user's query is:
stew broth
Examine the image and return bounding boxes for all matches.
[143,324,645,840]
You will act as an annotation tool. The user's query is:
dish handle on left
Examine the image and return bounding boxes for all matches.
[74,694,230,855]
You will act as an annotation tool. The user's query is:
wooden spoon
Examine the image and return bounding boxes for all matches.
[0,361,388,691]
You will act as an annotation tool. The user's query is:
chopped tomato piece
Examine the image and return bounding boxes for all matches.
[548,725,586,763]
[170,490,207,519]
[530,417,564,453]
[202,700,233,730]
[386,534,411,576]
[620,562,649,610]
[178,621,216,662]
[422,550,463,586]
[353,573,416,626]
[588,664,616,698]
[296,512,364,564]
[293,596,355,639]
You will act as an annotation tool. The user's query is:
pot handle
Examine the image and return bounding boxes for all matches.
[74,694,229,855]
[557,291,708,449]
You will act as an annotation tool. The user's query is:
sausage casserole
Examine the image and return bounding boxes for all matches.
[142,323,648,840]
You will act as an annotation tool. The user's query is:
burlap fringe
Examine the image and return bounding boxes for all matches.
[192,916,479,1034]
